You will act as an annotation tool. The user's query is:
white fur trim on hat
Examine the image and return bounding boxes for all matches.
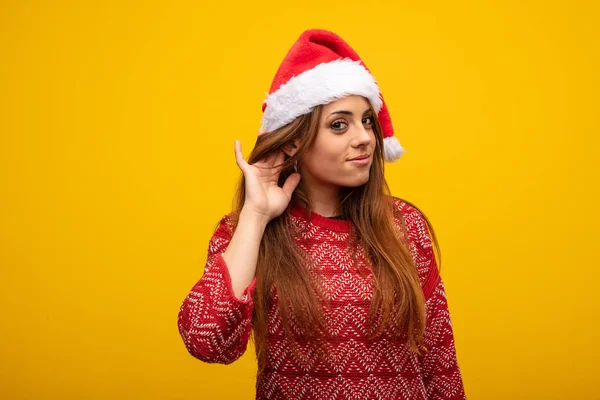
[261,58,382,132]
[383,136,405,162]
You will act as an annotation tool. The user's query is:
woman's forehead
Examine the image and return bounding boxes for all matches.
[322,95,371,113]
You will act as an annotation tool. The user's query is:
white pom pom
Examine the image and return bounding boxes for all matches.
[383,136,405,162]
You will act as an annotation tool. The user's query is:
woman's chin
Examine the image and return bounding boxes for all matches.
[337,175,370,188]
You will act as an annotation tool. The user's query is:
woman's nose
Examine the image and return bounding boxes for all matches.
[354,125,372,146]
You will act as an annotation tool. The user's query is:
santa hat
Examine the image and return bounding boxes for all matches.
[260,29,405,162]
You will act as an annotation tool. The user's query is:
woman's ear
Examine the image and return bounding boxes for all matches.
[282,140,299,157]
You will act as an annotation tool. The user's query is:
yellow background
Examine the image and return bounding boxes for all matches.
[1,0,598,398]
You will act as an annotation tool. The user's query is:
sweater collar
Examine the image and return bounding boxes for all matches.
[288,201,352,232]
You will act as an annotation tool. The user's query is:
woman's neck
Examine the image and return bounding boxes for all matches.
[310,199,341,217]
[297,180,341,217]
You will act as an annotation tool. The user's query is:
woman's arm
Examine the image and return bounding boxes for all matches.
[176,212,263,364]
[222,208,269,298]
[421,275,467,399]
[177,137,301,364]
[394,198,467,398]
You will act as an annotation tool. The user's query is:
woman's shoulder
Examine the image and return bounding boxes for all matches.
[389,196,431,239]
[390,195,422,219]
[389,195,441,299]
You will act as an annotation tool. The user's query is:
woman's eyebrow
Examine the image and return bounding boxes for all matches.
[329,108,372,116]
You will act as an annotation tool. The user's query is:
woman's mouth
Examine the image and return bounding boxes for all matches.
[347,155,371,166]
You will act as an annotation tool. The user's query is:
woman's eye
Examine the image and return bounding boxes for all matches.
[331,120,347,131]
[363,116,374,126]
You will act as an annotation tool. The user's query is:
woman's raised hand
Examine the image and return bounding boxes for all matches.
[234,132,301,224]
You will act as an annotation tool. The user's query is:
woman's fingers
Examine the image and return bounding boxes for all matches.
[265,151,286,180]
[235,140,292,186]
[261,151,277,167]
[255,150,283,173]
[234,140,249,172]
[274,149,285,165]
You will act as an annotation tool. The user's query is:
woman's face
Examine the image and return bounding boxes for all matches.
[297,95,377,191]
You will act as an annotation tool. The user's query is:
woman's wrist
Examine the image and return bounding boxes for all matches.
[239,206,270,230]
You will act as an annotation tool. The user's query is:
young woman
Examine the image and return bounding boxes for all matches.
[178,29,467,399]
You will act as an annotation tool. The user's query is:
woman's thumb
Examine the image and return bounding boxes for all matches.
[281,173,301,199]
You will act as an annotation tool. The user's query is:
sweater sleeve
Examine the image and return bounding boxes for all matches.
[406,206,466,399]
[177,213,258,364]
[421,275,467,399]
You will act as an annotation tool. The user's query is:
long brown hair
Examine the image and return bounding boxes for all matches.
[231,102,441,376]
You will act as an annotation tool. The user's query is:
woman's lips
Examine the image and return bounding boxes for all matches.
[348,156,370,166]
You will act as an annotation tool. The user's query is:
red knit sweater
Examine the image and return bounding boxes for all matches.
[178,198,467,399]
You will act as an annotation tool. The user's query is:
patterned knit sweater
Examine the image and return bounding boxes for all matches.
[177,198,466,399]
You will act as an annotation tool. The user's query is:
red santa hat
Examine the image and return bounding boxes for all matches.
[260,29,405,162]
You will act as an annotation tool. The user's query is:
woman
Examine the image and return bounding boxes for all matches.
[178,29,467,399]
